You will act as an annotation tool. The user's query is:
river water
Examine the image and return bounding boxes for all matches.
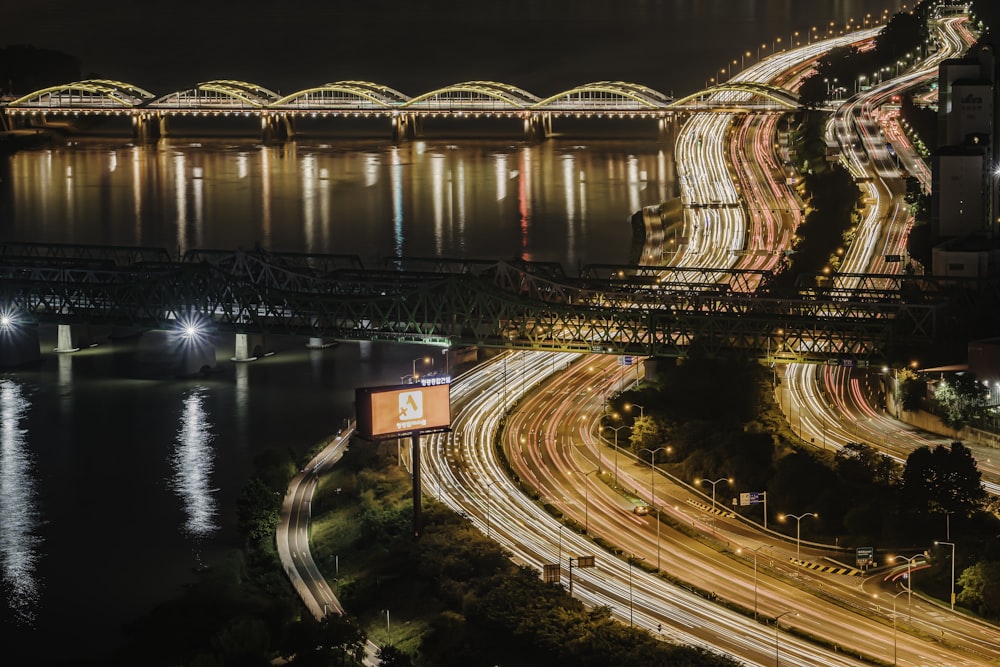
[0,1,904,663]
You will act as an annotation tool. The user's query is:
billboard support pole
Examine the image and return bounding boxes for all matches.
[412,432,423,538]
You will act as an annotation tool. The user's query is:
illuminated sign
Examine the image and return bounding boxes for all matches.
[355,383,451,439]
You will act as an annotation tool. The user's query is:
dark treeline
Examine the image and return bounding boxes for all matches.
[0,45,83,96]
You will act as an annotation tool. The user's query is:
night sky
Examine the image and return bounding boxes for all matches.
[4,0,905,99]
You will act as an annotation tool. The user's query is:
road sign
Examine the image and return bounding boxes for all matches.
[856,546,874,568]
[543,563,560,583]
[740,491,763,506]
[884,254,902,262]
[576,555,595,568]
[842,359,855,368]
[826,358,839,366]
[620,355,633,366]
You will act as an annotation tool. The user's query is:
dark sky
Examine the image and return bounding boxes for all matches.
[4,0,905,97]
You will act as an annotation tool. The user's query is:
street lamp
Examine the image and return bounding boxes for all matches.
[640,446,670,505]
[625,402,645,418]
[696,476,732,511]
[411,355,431,382]
[739,544,770,619]
[935,540,956,610]
[779,512,817,561]
[774,610,797,666]
[606,424,629,486]
[875,589,906,665]
[892,553,921,620]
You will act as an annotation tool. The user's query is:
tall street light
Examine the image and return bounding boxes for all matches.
[411,355,431,382]
[875,589,906,665]
[625,402,645,418]
[892,554,921,620]
[779,512,817,561]
[640,446,670,505]
[935,540,956,610]
[696,476,732,511]
[774,610,797,666]
[607,424,629,486]
[740,543,770,619]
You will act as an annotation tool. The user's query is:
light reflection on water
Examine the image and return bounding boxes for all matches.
[172,386,218,539]
[0,379,41,626]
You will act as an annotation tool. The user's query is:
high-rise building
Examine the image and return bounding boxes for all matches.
[930,43,1000,275]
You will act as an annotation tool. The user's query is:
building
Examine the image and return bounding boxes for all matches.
[930,43,1000,275]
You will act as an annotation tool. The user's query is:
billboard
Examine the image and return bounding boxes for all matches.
[356,383,451,439]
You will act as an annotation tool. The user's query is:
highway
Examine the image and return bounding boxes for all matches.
[417,350,1000,665]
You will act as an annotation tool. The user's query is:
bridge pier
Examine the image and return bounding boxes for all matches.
[523,112,551,141]
[132,112,160,144]
[0,323,41,367]
[392,113,418,142]
[658,114,679,143]
[231,333,270,362]
[54,323,93,353]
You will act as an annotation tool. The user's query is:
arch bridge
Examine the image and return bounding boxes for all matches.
[3,78,801,142]
[0,243,940,365]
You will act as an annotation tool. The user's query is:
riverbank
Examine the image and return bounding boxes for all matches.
[0,128,57,154]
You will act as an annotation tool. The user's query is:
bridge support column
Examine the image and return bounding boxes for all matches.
[0,323,41,367]
[158,116,169,138]
[231,333,270,362]
[392,114,417,142]
[658,113,678,143]
[132,112,160,143]
[523,113,549,141]
[54,323,93,353]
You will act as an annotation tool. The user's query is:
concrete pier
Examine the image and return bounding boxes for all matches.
[306,337,338,349]
[53,323,93,352]
[231,333,270,362]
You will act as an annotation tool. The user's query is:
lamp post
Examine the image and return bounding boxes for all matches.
[383,608,391,644]
[626,402,645,418]
[774,610,797,666]
[893,554,920,620]
[411,355,431,382]
[935,540,956,610]
[607,424,629,486]
[875,590,906,665]
[640,446,670,505]
[696,476,732,511]
[779,512,817,561]
[745,544,770,619]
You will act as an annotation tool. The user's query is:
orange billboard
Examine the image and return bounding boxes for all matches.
[356,383,451,439]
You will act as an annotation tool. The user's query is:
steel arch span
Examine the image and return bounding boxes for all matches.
[7,79,155,109]
[403,81,541,111]
[535,81,672,112]
[148,80,280,109]
[272,81,411,111]
[669,82,800,109]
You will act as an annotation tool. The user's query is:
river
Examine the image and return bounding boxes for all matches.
[0,1,905,663]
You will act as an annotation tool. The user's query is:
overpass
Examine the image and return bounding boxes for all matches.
[1,79,801,142]
[0,243,939,367]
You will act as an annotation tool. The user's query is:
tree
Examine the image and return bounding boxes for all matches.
[237,477,282,541]
[628,415,665,454]
[957,561,1000,618]
[377,644,413,667]
[901,443,986,518]
[898,369,924,412]
[835,442,900,487]
[935,373,988,429]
